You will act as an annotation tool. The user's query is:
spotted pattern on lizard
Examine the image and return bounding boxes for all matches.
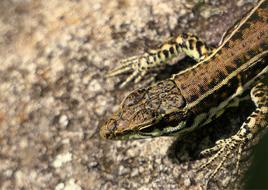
[101,0,268,188]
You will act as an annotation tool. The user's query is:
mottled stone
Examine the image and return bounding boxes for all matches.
[0,0,259,190]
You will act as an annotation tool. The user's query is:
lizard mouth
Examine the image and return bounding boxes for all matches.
[99,115,160,140]
[100,110,187,140]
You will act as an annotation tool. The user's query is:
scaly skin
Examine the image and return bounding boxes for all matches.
[100,79,187,140]
[101,0,268,188]
[101,0,268,140]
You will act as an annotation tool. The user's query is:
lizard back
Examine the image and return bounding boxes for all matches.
[173,0,268,114]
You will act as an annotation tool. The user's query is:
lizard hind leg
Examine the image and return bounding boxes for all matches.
[199,82,268,188]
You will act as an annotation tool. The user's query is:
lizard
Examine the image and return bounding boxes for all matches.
[100,0,268,187]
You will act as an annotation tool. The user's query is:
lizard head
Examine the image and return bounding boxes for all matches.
[100,80,188,140]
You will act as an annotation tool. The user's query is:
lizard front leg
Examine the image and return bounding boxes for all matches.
[107,33,213,88]
[199,82,268,188]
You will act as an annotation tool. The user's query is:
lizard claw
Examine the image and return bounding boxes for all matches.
[106,53,156,88]
[106,55,141,77]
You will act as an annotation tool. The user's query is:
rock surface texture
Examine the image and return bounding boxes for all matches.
[0,0,259,189]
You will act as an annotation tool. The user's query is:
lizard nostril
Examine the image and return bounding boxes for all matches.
[100,119,117,139]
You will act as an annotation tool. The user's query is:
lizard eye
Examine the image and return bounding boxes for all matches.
[130,109,157,126]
